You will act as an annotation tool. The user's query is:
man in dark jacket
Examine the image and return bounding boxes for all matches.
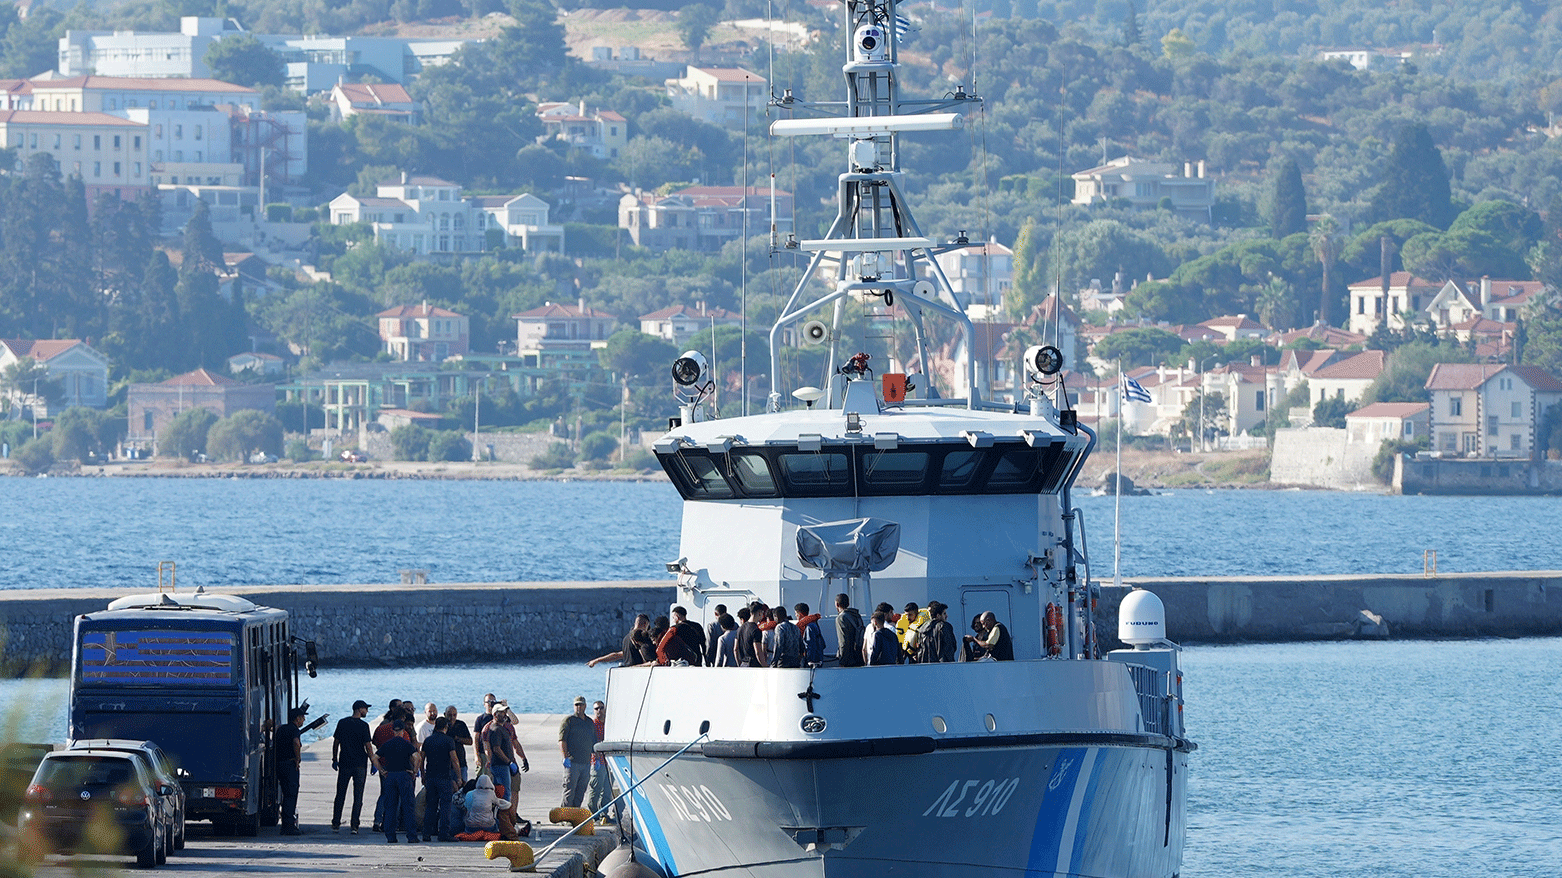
[921,602,957,663]
[704,604,727,666]
[672,606,706,665]
[835,593,865,667]
[866,612,899,666]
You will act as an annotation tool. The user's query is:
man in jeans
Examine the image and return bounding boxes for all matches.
[420,716,460,842]
[559,696,595,808]
[275,706,306,835]
[331,699,374,833]
[585,701,622,825]
[374,720,421,844]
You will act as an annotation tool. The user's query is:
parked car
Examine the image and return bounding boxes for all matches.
[340,449,369,463]
[67,739,186,852]
[19,748,174,868]
[0,742,52,826]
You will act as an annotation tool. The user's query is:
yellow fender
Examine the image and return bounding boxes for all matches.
[484,840,536,872]
[549,806,595,835]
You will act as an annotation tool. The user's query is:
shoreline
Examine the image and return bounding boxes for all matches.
[1,447,1303,489]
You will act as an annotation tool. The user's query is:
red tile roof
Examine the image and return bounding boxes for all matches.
[1425,363,1505,391]
[163,368,234,386]
[1510,365,1562,392]
[1312,349,1386,380]
[512,302,615,320]
[1348,402,1429,419]
[335,82,413,105]
[638,303,741,321]
[379,304,464,319]
[1346,271,1439,290]
[0,338,85,361]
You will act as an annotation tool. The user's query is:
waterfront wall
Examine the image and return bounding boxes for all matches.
[1395,455,1562,495]
[4,573,1560,675]
[1269,427,1378,490]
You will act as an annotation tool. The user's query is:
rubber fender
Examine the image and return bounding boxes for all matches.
[549,806,594,834]
[484,840,535,872]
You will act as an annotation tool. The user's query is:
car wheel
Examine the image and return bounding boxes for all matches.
[174,817,186,851]
[135,828,158,869]
[156,824,169,864]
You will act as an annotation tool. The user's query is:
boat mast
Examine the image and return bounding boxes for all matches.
[766,0,983,411]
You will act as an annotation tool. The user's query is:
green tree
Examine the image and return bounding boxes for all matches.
[1121,0,1141,46]
[1008,217,1046,318]
[206,410,284,462]
[1360,341,1472,405]
[1092,326,1187,368]
[600,329,678,380]
[676,5,714,58]
[1313,395,1352,428]
[50,407,118,462]
[579,429,618,462]
[427,430,472,461]
[1181,390,1227,448]
[391,424,433,460]
[1370,123,1454,229]
[158,407,219,458]
[530,441,575,470]
[275,400,326,433]
[1,357,61,418]
[203,34,284,89]
[11,435,53,474]
[1266,157,1307,239]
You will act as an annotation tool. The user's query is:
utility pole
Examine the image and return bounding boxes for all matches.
[472,375,482,461]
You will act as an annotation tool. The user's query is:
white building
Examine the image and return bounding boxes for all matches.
[329,174,562,256]
[1071,156,1216,220]
[619,185,791,252]
[0,338,112,414]
[665,67,766,128]
[536,101,628,160]
[59,17,244,79]
[513,300,618,355]
[934,239,1013,316]
[330,82,417,123]
[639,302,743,346]
[1346,402,1429,445]
[1425,363,1562,458]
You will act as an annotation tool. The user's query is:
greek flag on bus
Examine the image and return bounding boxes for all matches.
[1120,373,1153,404]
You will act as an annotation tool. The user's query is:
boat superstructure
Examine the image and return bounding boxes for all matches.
[600,2,1193,875]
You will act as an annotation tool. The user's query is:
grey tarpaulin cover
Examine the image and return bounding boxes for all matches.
[796,518,901,575]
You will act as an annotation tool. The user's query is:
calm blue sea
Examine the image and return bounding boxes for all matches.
[2,638,1557,877]
[0,478,1559,591]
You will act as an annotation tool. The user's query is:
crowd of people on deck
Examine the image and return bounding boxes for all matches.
[276,692,619,845]
[586,597,1014,670]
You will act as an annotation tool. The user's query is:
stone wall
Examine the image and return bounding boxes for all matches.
[1269,426,1378,489]
[360,431,638,464]
[1396,456,1562,495]
[0,582,670,675]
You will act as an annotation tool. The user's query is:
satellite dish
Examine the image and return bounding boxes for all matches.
[801,320,831,346]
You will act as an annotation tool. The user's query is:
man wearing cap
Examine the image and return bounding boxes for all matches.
[559,697,595,808]
[331,700,374,833]
[373,720,422,844]
[276,706,307,835]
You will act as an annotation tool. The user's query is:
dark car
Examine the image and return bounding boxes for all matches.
[0,743,53,826]
[19,749,173,868]
[68,739,186,852]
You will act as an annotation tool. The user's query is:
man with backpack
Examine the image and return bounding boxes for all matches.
[835,594,865,667]
[769,608,804,668]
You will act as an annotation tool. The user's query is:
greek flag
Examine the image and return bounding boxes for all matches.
[894,14,913,40]
[1120,373,1152,404]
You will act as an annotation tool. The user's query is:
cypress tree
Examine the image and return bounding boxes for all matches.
[1370,123,1454,229]
[1122,1,1142,47]
[1268,157,1307,238]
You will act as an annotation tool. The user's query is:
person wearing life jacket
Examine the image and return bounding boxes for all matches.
[897,602,932,663]
[793,603,825,666]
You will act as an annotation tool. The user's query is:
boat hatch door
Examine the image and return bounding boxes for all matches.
[960,587,1012,643]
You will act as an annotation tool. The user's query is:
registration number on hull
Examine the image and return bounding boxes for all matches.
[657,783,733,822]
[922,778,1021,818]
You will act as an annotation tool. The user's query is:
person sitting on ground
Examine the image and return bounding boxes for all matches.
[463,775,509,833]
[715,614,740,666]
[866,611,900,666]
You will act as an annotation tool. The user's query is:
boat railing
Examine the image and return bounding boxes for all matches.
[1125,664,1173,737]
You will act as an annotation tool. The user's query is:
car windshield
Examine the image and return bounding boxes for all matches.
[36,755,137,790]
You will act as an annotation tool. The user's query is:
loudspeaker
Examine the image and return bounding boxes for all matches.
[801,320,831,345]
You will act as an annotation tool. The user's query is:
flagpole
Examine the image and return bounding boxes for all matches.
[1114,359,1123,590]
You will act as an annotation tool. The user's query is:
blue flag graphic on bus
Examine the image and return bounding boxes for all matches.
[1120,373,1153,404]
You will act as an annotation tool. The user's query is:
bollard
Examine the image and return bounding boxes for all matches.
[549,806,594,835]
[485,840,536,872]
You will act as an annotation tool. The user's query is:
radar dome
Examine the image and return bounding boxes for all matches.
[1118,588,1165,647]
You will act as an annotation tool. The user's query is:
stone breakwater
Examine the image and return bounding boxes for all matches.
[0,581,671,675]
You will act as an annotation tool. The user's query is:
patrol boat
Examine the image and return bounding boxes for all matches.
[598,1,1194,874]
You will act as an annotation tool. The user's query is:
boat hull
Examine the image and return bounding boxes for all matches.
[606,739,1187,878]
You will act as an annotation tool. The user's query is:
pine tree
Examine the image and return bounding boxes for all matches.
[1008,217,1046,319]
[1267,157,1307,238]
[1122,0,1142,47]
[1370,123,1454,229]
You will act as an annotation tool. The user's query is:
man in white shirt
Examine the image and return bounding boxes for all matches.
[415,702,438,744]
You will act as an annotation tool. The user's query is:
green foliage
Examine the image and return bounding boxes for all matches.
[1370,124,1454,229]
[1312,395,1352,429]
[1361,340,1473,405]
[579,430,618,462]
[530,441,576,470]
[600,330,678,380]
[1092,327,1186,368]
[1372,436,1429,484]
[391,424,433,460]
[158,407,219,458]
[286,438,313,462]
[275,399,326,433]
[427,430,472,461]
[1266,157,1307,239]
[1180,390,1227,447]
[620,448,657,472]
[206,410,285,462]
[50,407,120,462]
[12,435,53,474]
[203,34,284,89]
[676,4,714,54]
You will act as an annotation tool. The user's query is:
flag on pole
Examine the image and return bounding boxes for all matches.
[1120,373,1152,404]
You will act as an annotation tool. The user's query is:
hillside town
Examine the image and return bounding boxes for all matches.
[2,2,1562,495]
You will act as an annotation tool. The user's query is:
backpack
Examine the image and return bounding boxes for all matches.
[771,621,803,668]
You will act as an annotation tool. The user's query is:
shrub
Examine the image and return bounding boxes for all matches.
[391,424,432,460]
[207,410,284,462]
[621,448,658,471]
[12,436,53,474]
[530,441,576,470]
[159,407,219,458]
[286,438,313,462]
[428,430,472,462]
[1373,437,1429,484]
[579,430,618,462]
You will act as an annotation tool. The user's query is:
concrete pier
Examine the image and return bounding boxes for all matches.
[2,573,1561,675]
[25,713,618,878]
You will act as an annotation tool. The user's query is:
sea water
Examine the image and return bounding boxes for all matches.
[3,638,1558,876]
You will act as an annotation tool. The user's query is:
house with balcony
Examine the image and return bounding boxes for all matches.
[1071,156,1216,220]
[1425,363,1562,458]
[378,303,470,362]
[330,174,561,256]
[1345,271,1440,336]
[470,193,564,253]
[513,299,618,362]
[618,185,791,252]
[665,67,766,128]
[0,338,111,414]
[933,239,1012,316]
[639,302,743,346]
[536,100,627,159]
